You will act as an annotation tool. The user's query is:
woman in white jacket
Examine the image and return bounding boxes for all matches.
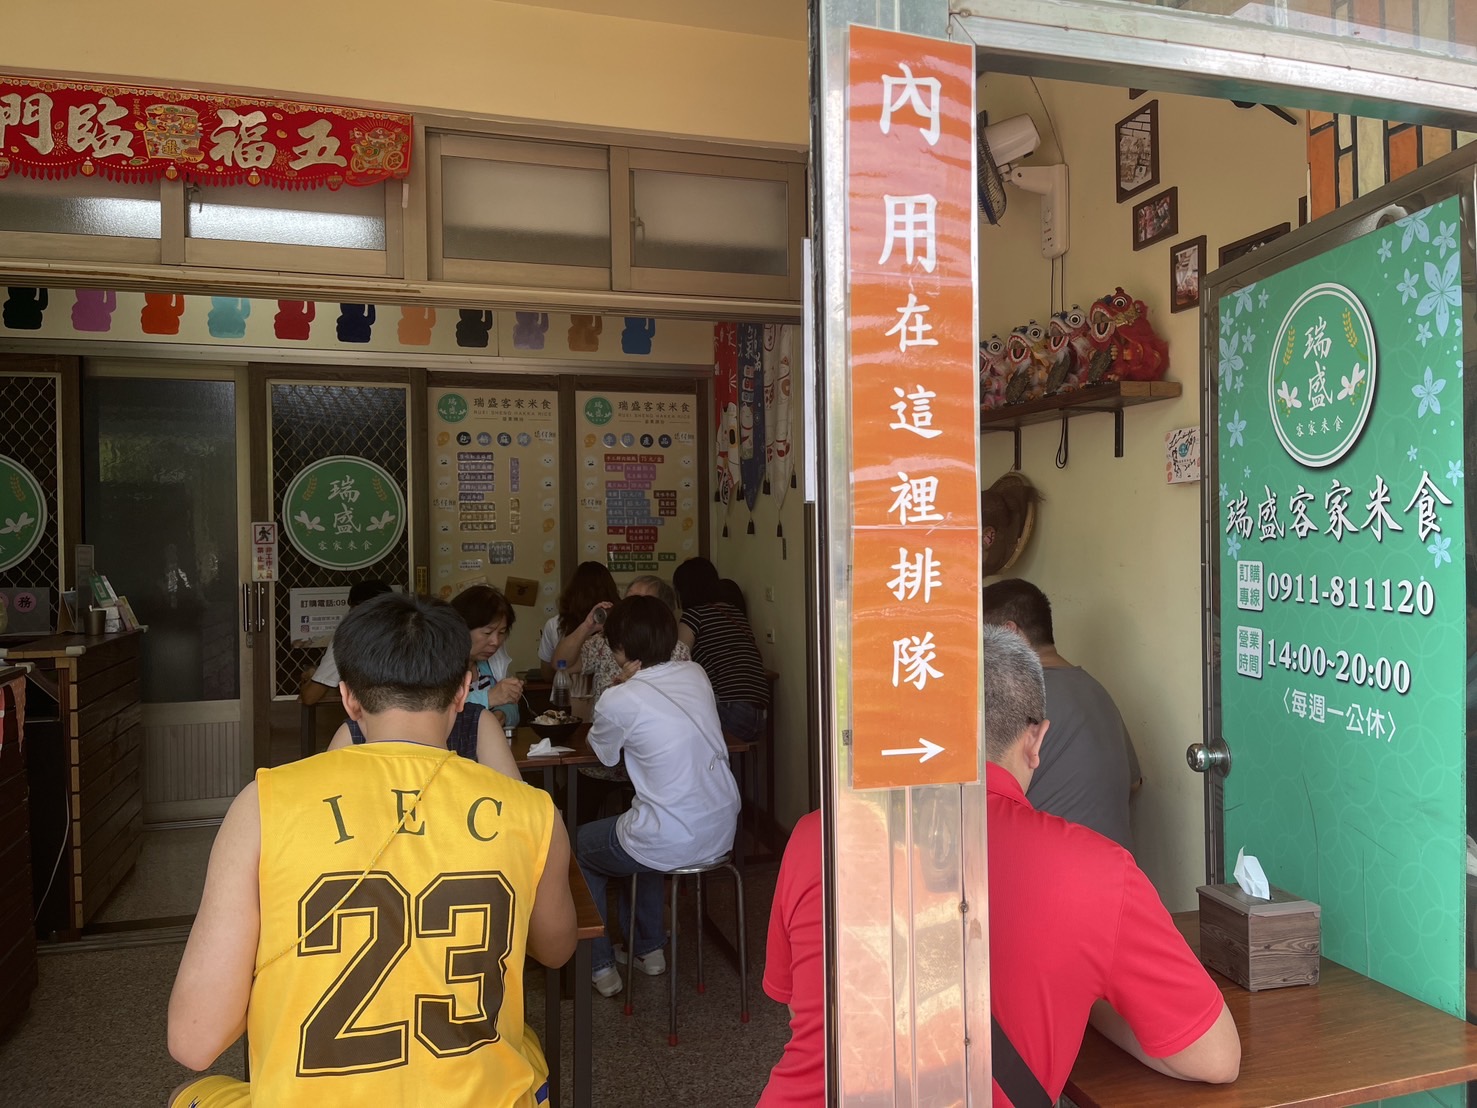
[576,594,740,997]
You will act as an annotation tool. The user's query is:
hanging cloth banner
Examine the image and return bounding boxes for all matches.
[764,324,795,505]
[714,324,739,520]
[0,75,412,190]
[737,322,765,531]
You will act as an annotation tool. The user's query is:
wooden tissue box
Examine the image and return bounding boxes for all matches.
[1197,883,1321,991]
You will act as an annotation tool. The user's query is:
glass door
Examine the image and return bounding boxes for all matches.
[82,363,253,824]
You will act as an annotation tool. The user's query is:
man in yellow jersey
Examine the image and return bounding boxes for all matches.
[167,592,577,1107]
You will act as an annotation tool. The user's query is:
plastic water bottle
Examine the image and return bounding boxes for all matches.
[551,660,571,710]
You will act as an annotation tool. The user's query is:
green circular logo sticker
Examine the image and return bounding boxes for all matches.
[437,393,469,423]
[0,455,46,573]
[283,456,405,571]
[583,396,614,426]
[1269,282,1376,468]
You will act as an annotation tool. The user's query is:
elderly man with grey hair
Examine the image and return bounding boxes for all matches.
[981,625,1239,1106]
[626,574,678,612]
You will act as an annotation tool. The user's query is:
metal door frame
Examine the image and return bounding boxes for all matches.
[82,358,256,814]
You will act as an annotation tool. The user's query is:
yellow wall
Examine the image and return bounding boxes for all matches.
[2,0,809,147]
[710,355,812,829]
[977,77,1308,908]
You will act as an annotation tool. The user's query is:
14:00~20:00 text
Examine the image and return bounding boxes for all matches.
[1263,573,1435,616]
[1263,639,1412,694]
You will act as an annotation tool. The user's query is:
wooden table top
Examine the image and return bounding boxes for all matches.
[568,856,604,941]
[1065,912,1477,1107]
[512,721,753,772]
[0,628,140,659]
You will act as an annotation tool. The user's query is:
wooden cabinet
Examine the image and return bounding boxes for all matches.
[5,631,143,937]
[0,666,37,1031]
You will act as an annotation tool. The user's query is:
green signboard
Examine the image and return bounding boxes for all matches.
[1218,197,1466,1018]
[282,455,406,571]
[0,455,47,573]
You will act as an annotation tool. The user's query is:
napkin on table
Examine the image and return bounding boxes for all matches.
[527,738,574,757]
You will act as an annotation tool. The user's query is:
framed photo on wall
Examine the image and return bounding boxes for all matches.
[1132,187,1179,251]
[1169,235,1207,313]
[1115,100,1160,203]
[1220,222,1292,266]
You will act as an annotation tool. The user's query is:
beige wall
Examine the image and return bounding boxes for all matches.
[710,364,812,830]
[3,0,809,147]
[977,76,1308,908]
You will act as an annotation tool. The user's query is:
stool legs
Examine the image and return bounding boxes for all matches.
[668,872,680,1046]
[726,861,749,1022]
[622,873,639,1017]
[694,872,706,995]
[619,859,748,1044]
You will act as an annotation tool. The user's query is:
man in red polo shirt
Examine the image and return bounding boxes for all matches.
[982,624,1239,1105]
[758,808,824,1105]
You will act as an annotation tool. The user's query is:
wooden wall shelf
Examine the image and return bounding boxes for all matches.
[980,380,1183,467]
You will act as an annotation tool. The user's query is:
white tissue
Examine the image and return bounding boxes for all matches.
[1233,847,1270,900]
[526,738,574,757]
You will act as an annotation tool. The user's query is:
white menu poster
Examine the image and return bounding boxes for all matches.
[428,387,561,671]
[574,390,700,588]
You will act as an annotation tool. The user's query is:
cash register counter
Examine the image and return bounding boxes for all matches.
[0,630,142,938]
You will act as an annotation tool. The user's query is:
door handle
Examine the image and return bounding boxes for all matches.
[241,583,253,633]
[1186,737,1232,777]
[255,582,269,632]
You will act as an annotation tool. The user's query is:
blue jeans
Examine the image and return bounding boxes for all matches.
[718,700,766,743]
[575,815,666,973]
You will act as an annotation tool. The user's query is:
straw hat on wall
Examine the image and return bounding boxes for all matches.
[981,471,1040,578]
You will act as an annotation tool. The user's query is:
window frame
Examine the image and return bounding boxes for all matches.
[611,147,805,301]
[426,132,613,291]
[0,173,401,278]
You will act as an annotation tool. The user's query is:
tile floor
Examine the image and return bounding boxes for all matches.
[2,809,791,1106]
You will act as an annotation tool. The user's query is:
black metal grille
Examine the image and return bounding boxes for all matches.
[0,374,60,627]
[271,383,409,696]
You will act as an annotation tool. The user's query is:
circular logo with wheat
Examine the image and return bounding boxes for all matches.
[1268,282,1377,468]
[282,455,405,570]
[0,455,47,573]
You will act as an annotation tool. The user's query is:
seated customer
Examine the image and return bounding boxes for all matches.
[324,685,521,780]
[981,625,1238,1104]
[758,809,824,1107]
[982,578,1142,852]
[673,556,769,742]
[167,592,577,1108]
[451,585,524,727]
[539,561,620,680]
[576,595,740,997]
[298,579,392,706]
[560,574,690,705]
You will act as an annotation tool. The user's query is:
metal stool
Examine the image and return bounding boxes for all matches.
[622,854,748,1045]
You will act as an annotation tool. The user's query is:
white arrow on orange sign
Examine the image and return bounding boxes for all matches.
[881,738,945,763]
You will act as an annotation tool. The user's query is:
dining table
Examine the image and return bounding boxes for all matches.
[1065,911,1477,1107]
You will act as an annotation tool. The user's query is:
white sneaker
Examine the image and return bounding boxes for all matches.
[591,966,623,997]
[616,947,667,976]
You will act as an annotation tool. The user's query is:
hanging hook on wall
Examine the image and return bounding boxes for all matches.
[1055,415,1069,469]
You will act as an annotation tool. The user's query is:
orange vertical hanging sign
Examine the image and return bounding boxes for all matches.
[847,26,979,790]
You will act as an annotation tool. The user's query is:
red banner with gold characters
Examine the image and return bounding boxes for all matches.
[847,27,980,790]
[0,76,411,190]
